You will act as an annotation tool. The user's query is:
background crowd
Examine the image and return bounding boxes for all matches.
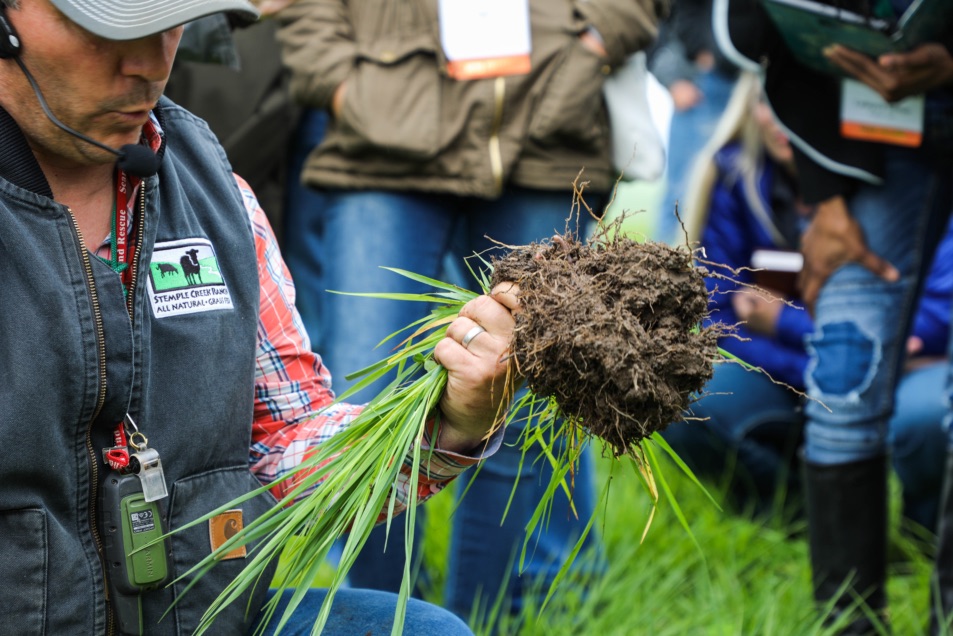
[175,0,953,633]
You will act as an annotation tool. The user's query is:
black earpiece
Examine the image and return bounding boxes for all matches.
[0,9,21,59]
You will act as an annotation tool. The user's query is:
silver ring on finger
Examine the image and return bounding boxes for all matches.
[461,325,486,350]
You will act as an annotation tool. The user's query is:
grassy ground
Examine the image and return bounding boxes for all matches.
[600,176,667,242]
[415,452,938,636]
[280,448,937,635]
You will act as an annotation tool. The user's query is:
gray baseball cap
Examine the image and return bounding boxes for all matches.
[50,0,260,41]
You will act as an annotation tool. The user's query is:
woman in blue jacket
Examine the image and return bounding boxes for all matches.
[663,72,950,532]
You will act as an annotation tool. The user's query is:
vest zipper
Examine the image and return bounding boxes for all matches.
[126,188,145,318]
[488,76,506,197]
[65,208,116,636]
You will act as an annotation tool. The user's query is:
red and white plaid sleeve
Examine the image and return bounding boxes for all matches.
[235,176,496,514]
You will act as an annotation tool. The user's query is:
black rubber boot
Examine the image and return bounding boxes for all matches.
[804,455,889,635]
[930,451,953,635]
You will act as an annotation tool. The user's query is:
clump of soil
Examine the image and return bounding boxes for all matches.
[489,218,722,456]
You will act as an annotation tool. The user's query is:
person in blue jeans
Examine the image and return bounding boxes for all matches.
[647,0,738,245]
[288,166,607,620]
[716,1,953,632]
[276,0,664,625]
[662,73,951,532]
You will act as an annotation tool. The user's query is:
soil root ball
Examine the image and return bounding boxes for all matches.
[490,230,720,454]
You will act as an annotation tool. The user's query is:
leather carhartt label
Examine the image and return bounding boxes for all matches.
[209,509,246,561]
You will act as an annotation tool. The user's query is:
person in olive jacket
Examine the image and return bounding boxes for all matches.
[275,0,666,625]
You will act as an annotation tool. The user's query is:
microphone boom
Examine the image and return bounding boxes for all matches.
[14,56,158,177]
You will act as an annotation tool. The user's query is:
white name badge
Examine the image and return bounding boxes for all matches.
[840,78,924,147]
[438,0,531,80]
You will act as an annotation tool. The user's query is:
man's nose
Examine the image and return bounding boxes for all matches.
[119,28,183,83]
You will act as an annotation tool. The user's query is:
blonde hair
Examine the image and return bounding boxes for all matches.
[679,71,765,244]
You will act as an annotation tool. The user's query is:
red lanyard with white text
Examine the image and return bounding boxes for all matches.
[112,169,139,292]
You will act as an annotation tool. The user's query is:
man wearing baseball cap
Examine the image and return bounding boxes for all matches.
[0,1,517,634]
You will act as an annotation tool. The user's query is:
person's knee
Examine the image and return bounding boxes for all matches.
[404,597,474,635]
[807,320,878,398]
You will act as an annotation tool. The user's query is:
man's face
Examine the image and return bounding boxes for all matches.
[0,0,184,169]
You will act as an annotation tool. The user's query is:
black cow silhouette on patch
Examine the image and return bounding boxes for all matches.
[156,263,177,278]
[180,249,202,285]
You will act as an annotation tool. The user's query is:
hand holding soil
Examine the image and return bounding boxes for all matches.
[435,285,520,452]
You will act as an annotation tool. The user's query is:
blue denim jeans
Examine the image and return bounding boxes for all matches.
[889,362,949,531]
[254,588,472,635]
[661,361,805,516]
[280,128,603,622]
[803,148,952,466]
[282,109,330,343]
[656,68,737,245]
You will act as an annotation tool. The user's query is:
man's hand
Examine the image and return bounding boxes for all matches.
[798,195,898,312]
[433,283,520,453]
[731,288,783,336]
[825,43,953,102]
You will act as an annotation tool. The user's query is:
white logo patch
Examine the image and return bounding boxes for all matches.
[148,238,233,318]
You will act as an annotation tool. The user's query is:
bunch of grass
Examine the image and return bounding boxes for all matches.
[164,269,489,635]
[165,204,724,635]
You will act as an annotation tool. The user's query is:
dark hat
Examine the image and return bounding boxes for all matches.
[49,0,259,40]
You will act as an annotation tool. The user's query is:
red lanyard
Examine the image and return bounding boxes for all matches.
[113,170,139,290]
[106,171,138,471]
[105,420,130,471]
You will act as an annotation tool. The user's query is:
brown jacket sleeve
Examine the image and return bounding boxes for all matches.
[277,0,357,109]
[573,0,668,65]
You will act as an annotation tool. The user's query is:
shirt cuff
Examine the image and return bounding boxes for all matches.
[417,416,505,481]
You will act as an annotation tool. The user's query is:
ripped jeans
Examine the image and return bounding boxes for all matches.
[803,148,952,466]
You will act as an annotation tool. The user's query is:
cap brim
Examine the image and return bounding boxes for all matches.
[50,0,260,41]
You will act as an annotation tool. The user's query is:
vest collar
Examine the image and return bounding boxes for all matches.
[0,105,53,199]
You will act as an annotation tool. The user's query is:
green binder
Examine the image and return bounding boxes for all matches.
[761,0,953,77]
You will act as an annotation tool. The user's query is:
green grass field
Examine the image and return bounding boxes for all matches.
[419,453,938,636]
[283,449,938,635]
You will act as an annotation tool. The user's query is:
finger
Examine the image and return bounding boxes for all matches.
[435,322,487,372]
[490,282,520,312]
[880,45,937,72]
[445,316,485,351]
[906,335,924,356]
[730,291,752,317]
[825,46,898,96]
[445,312,511,361]
[858,251,900,283]
[459,293,516,334]
[825,45,872,72]
[797,270,821,317]
[578,31,608,58]
[435,320,508,370]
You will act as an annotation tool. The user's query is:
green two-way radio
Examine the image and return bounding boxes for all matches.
[99,470,170,635]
